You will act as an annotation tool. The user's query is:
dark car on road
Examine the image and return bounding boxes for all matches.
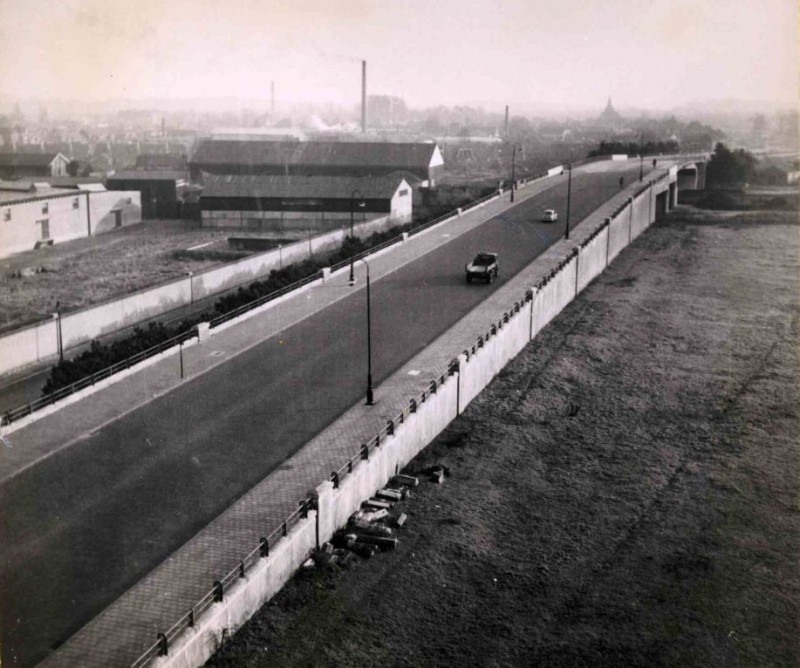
[466,252,499,283]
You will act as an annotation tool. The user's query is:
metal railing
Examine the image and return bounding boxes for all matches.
[1,328,196,427]
[130,499,311,668]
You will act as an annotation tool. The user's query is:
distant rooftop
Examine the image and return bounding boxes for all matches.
[0,152,65,168]
[191,140,441,171]
[0,181,77,205]
[107,170,187,182]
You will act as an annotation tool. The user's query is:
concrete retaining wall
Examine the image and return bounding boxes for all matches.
[158,513,318,668]
[630,190,652,242]
[577,225,609,294]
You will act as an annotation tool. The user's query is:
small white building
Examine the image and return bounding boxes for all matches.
[0,181,142,259]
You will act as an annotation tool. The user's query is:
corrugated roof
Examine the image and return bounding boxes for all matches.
[200,174,407,200]
[107,170,187,182]
[190,140,438,170]
[0,180,36,192]
[0,184,76,205]
[0,152,62,167]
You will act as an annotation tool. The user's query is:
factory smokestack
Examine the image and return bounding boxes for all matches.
[271,81,275,116]
[361,60,367,133]
[504,105,509,138]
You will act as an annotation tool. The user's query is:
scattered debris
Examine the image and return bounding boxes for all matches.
[363,499,392,510]
[395,513,408,528]
[392,474,419,487]
[375,488,404,502]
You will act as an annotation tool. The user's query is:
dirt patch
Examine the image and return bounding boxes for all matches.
[207,204,799,668]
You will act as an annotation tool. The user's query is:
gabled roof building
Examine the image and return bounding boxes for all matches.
[0,152,71,180]
[199,174,412,231]
[190,140,444,187]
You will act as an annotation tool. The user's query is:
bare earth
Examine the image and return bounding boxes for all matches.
[208,204,799,667]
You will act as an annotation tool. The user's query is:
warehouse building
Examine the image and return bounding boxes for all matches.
[199,174,412,231]
[0,181,141,259]
[189,140,444,186]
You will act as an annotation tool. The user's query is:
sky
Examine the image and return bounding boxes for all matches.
[0,0,796,113]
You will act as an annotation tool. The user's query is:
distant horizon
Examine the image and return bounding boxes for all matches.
[0,93,794,122]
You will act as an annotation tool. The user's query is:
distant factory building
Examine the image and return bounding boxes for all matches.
[199,174,412,231]
[134,153,188,171]
[0,152,71,180]
[0,181,141,259]
[189,140,444,187]
[106,170,187,219]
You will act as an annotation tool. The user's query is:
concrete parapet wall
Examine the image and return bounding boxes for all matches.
[630,191,652,242]
[577,225,609,294]
[156,514,318,668]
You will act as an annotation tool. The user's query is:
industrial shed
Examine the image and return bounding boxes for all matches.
[106,170,187,219]
[190,140,444,186]
[200,174,412,231]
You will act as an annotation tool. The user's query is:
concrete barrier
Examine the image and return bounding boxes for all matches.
[577,226,609,294]
[157,513,318,668]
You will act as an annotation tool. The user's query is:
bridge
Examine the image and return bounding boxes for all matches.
[0,155,706,667]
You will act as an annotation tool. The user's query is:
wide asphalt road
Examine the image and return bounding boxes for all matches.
[0,162,652,666]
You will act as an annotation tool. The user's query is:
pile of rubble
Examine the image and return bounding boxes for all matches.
[308,466,448,569]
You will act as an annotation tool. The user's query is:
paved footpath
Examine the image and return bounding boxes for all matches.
[30,162,663,667]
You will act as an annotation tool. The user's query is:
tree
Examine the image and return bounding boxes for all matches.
[706,143,757,187]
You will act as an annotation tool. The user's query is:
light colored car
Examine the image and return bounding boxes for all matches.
[466,252,499,284]
[542,209,559,222]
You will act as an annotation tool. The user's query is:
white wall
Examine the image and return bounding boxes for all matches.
[90,191,142,234]
[0,193,87,258]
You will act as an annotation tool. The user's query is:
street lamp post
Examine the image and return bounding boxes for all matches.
[55,300,63,363]
[358,258,375,406]
[349,189,365,286]
[639,133,645,181]
[564,164,573,240]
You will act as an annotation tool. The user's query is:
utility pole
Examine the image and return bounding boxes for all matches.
[510,144,517,203]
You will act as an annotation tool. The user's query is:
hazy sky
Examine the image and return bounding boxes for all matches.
[0,0,796,112]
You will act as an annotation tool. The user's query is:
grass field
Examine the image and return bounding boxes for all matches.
[207,199,799,667]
